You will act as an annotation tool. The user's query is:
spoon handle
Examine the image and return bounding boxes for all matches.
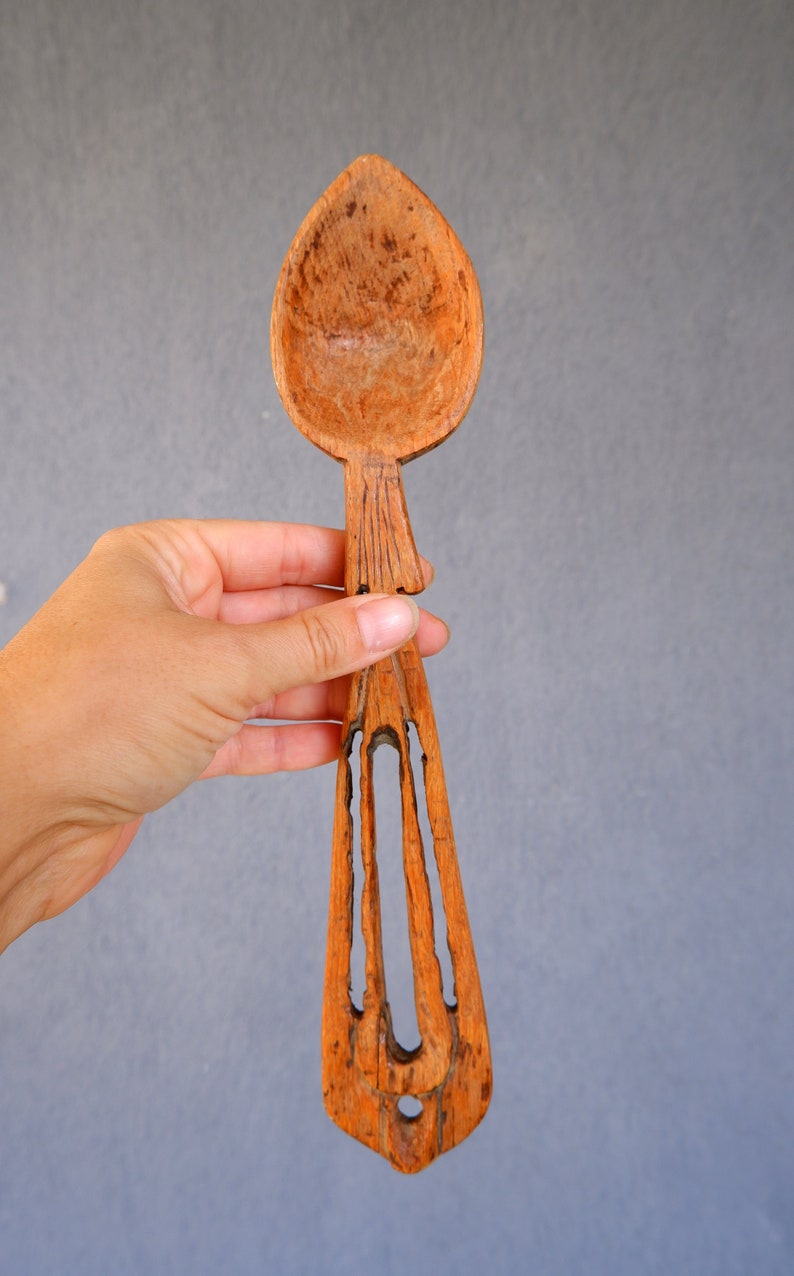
[321,463,491,1173]
[343,456,424,596]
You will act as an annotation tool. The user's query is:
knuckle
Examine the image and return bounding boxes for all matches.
[89,525,130,557]
[298,610,346,678]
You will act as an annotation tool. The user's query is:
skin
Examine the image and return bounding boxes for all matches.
[0,520,448,953]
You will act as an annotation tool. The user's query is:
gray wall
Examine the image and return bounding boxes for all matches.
[2,1,792,1272]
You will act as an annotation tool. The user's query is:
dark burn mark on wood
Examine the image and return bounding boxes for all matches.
[384,267,413,307]
[346,200,357,218]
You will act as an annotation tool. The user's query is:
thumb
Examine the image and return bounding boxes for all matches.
[224,592,420,709]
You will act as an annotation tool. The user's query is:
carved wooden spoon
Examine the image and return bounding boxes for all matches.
[271,155,491,1173]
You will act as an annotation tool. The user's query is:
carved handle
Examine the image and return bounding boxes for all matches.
[320,458,491,1173]
[342,455,425,597]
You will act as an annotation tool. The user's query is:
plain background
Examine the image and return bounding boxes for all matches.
[1,1,792,1272]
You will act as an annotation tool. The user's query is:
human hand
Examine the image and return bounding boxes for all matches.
[0,520,448,951]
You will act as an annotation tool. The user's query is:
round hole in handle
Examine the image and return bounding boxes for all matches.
[397,1096,423,1121]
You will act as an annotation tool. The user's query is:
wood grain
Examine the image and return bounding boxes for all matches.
[271,155,490,1172]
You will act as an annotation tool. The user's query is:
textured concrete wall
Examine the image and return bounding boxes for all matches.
[1,1,792,1272]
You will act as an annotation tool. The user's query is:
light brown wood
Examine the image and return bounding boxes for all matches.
[271,155,490,1172]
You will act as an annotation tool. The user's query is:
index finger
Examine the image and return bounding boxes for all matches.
[141,520,432,613]
[133,520,346,609]
[182,520,433,594]
[192,520,347,591]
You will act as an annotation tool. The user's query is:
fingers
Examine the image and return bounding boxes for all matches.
[154,519,433,597]
[224,592,421,712]
[221,581,447,630]
[217,583,339,625]
[414,606,449,657]
[201,598,449,775]
[124,519,434,618]
[246,608,449,722]
[219,583,449,654]
[200,721,341,778]
[190,520,348,591]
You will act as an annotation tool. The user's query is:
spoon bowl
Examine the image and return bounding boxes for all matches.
[271,154,484,464]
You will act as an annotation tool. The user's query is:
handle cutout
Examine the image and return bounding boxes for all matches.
[371,736,422,1053]
[407,722,457,1009]
[348,729,366,1014]
[397,1096,423,1120]
[346,712,459,1048]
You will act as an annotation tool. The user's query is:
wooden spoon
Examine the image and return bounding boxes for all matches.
[271,155,491,1173]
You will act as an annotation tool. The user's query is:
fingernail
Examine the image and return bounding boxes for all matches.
[356,595,419,652]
